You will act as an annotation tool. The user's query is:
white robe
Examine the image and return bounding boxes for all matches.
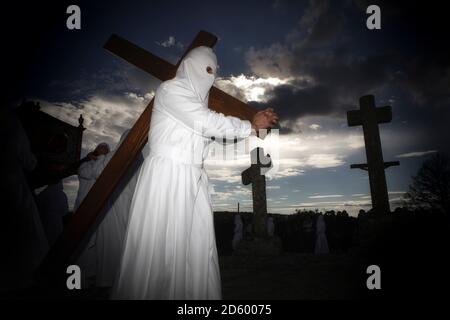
[314,215,329,255]
[95,132,144,287]
[74,155,108,212]
[113,46,252,300]
[74,154,109,286]
[74,135,146,287]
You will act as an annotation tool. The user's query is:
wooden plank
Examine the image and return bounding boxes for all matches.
[103,31,218,82]
[104,34,175,81]
[209,87,256,121]
[104,33,258,122]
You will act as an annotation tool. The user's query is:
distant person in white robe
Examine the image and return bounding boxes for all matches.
[314,215,329,255]
[112,46,279,300]
[74,143,111,211]
[95,130,145,288]
[74,142,111,287]
[0,111,48,290]
[232,214,243,250]
[267,216,275,237]
[36,180,68,246]
[74,134,147,288]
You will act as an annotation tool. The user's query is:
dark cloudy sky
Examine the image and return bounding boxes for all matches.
[4,0,450,215]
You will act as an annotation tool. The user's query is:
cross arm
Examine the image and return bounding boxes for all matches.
[104,34,258,122]
[347,110,362,127]
[242,166,255,185]
[384,161,400,169]
[350,163,369,171]
[350,160,400,171]
[104,31,217,81]
[376,106,392,124]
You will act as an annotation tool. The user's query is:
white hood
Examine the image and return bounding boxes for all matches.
[175,46,217,103]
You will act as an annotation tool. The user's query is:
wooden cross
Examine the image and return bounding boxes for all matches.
[242,147,272,238]
[38,30,259,283]
[347,95,399,214]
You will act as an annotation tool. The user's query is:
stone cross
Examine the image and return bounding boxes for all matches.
[242,147,272,238]
[347,95,399,214]
[38,31,260,282]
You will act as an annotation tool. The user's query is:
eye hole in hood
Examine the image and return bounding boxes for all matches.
[175,46,218,103]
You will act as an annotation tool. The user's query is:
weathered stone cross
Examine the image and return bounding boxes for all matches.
[38,31,259,282]
[242,147,272,238]
[347,95,399,214]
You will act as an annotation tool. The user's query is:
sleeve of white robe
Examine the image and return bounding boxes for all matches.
[160,86,252,139]
[78,155,108,180]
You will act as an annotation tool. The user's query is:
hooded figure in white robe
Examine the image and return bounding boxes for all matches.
[112,46,252,300]
[74,142,110,212]
[314,215,329,255]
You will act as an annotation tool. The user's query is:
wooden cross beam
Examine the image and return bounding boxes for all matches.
[350,161,399,171]
[242,147,272,238]
[347,95,400,214]
[38,30,259,284]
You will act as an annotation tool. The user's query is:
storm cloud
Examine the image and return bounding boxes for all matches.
[246,0,450,125]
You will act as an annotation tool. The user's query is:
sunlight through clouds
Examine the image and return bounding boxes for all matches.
[215,74,293,102]
[37,89,371,214]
